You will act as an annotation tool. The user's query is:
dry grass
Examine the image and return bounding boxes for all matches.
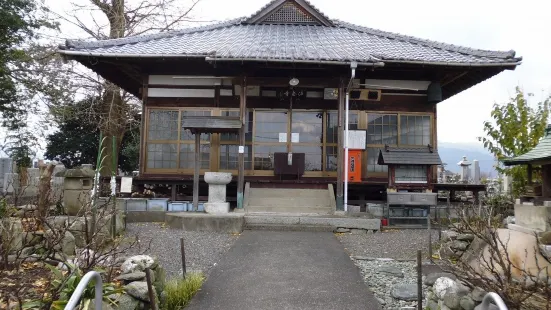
[161,272,205,310]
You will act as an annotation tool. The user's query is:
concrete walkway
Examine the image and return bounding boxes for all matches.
[187,231,381,310]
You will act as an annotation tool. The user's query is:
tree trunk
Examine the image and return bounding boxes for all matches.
[38,163,55,227]
[96,0,127,176]
[99,82,126,176]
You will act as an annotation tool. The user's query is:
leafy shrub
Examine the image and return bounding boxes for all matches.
[162,272,204,310]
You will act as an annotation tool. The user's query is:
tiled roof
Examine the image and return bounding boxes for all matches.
[59,1,521,66]
[378,146,442,165]
[502,127,551,166]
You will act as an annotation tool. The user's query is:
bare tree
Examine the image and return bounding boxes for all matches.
[50,0,203,175]
[436,203,551,309]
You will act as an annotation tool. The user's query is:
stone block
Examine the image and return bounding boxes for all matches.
[366,203,384,218]
[347,205,361,214]
[245,216,300,225]
[299,217,381,230]
[514,204,551,231]
[204,202,230,214]
[165,213,244,233]
[126,211,166,223]
[508,223,542,235]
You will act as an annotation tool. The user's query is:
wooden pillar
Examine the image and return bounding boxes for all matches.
[171,185,177,201]
[237,77,247,209]
[527,164,533,185]
[139,76,148,175]
[336,80,345,211]
[193,132,200,211]
[542,164,551,198]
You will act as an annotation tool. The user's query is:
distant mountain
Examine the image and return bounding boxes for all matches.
[437,141,498,177]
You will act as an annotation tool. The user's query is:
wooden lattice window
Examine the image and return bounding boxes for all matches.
[263,2,318,24]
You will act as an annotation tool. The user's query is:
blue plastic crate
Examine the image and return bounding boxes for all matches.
[147,198,169,211]
[168,201,187,212]
[126,198,147,211]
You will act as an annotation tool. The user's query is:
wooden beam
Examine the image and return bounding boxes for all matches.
[336,79,345,210]
[236,77,341,88]
[237,77,247,209]
[441,71,468,87]
[193,133,201,211]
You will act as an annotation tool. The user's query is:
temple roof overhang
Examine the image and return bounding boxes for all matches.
[58,0,521,99]
[502,125,551,166]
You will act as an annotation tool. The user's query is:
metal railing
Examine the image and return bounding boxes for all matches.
[64,271,103,310]
[480,292,508,310]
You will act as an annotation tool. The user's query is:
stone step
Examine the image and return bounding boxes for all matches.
[245,223,334,232]
[247,197,331,208]
[249,188,329,199]
[247,204,332,214]
[244,215,381,231]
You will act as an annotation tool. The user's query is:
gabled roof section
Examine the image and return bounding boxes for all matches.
[378,145,442,166]
[58,0,521,67]
[245,0,333,26]
[502,125,551,166]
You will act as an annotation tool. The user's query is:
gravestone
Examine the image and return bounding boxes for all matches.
[0,158,13,191]
[27,168,40,187]
[472,160,480,184]
[3,173,19,194]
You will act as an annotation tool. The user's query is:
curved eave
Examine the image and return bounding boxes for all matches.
[58,49,521,68]
[502,156,551,166]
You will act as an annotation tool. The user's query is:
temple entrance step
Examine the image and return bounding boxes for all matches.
[244,223,334,232]
[246,187,333,214]
[244,214,381,232]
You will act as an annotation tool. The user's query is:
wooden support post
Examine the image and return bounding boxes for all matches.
[428,207,432,260]
[336,80,345,211]
[528,164,533,185]
[171,185,177,201]
[145,268,158,310]
[193,133,200,211]
[417,250,422,310]
[237,77,247,209]
[180,237,187,278]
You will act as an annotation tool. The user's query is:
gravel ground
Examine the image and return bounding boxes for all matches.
[354,259,428,310]
[337,229,440,260]
[124,223,239,278]
[337,230,441,309]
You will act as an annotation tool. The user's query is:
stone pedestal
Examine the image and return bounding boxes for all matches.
[204,172,232,214]
[514,202,551,232]
[63,168,95,216]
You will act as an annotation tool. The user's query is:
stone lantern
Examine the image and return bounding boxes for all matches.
[204,172,232,214]
[457,156,472,183]
[62,167,95,216]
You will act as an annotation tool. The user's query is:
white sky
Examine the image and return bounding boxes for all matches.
[44,0,551,145]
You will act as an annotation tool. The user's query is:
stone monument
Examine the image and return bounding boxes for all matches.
[472,159,480,184]
[63,168,95,216]
[457,156,471,183]
[203,172,232,214]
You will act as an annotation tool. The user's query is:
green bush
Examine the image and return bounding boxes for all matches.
[162,272,204,310]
